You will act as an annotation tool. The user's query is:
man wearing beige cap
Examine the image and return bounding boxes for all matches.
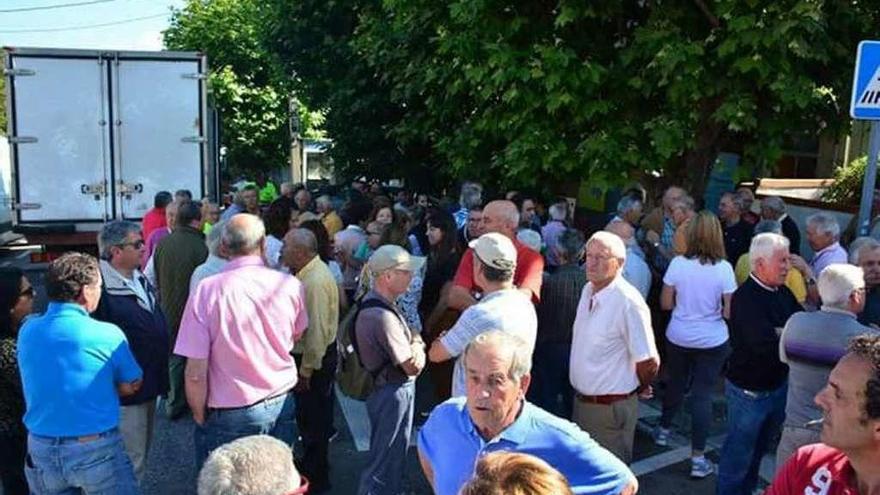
[428,232,538,397]
[355,244,427,495]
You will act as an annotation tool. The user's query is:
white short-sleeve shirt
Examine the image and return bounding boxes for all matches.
[663,256,737,349]
[569,276,658,395]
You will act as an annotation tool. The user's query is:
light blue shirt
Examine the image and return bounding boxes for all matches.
[418,398,634,495]
[623,246,651,300]
[18,302,142,437]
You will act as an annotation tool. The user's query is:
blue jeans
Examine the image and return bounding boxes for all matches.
[24,429,139,495]
[528,341,574,419]
[717,380,787,495]
[358,380,415,495]
[195,391,296,470]
[660,341,730,451]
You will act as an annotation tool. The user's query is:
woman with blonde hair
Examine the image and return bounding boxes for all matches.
[458,452,573,495]
[654,210,737,479]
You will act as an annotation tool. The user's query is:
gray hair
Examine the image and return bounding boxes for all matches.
[288,228,318,255]
[761,196,786,217]
[459,181,483,209]
[721,191,744,212]
[616,195,643,216]
[754,219,782,235]
[316,194,334,210]
[197,435,300,495]
[749,233,790,271]
[806,212,840,240]
[818,264,865,310]
[280,182,294,195]
[548,201,568,221]
[463,330,532,383]
[587,231,627,264]
[670,195,695,213]
[850,237,880,265]
[205,220,226,256]
[556,228,585,263]
[222,215,266,256]
[98,220,141,260]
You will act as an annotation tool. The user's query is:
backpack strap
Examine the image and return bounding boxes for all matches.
[350,297,406,377]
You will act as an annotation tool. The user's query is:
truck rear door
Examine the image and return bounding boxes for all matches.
[111,57,205,219]
[6,54,111,223]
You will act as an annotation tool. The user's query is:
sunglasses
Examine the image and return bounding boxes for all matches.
[20,286,36,299]
[119,240,145,249]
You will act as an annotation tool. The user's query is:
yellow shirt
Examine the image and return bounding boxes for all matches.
[292,255,340,377]
[321,211,344,237]
[734,254,807,303]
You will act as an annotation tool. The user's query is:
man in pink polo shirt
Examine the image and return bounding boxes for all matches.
[175,213,308,468]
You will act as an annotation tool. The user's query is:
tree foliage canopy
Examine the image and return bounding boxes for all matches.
[262,0,878,195]
[163,0,323,176]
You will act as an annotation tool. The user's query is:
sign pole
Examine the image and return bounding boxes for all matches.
[857,122,880,236]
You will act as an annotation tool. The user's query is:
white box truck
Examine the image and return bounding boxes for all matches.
[3,47,218,257]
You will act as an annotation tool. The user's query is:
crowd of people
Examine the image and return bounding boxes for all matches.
[0,177,879,495]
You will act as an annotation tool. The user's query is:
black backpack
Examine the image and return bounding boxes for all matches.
[336,297,398,400]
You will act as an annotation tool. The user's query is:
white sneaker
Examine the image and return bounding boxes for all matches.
[652,426,670,447]
[690,456,715,478]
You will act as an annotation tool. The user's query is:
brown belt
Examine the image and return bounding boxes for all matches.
[576,390,637,405]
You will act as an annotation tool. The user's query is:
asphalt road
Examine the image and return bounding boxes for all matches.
[1,250,778,495]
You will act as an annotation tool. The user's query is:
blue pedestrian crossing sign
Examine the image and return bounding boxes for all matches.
[851,41,880,119]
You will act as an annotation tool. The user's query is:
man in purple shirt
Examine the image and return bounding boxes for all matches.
[175,214,309,468]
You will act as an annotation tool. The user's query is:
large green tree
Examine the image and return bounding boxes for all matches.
[264,0,878,196]
[164,0,323,177]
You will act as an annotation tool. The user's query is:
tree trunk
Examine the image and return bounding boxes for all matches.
[680,96,725,201]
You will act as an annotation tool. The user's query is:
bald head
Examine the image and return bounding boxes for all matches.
[222,214,266,257]
[482,200,519,238]
[605,220,634,243]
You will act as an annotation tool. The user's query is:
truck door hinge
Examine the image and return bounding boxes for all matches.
[182,73,208,80]
[181,136,207,143]
[3,68,35,77]
[7,136,38,144]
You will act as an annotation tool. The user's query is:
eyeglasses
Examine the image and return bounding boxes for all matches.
[119,240,145,249]
[19,286,36,299]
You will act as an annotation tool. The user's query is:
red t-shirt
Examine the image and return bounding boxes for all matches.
[453,238,544,303]
[765,444,858,495]
[142,207,167,242]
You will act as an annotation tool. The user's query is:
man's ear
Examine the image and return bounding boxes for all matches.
[519,373,531,398]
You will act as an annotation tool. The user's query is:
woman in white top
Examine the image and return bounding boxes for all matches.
[263,200,293,270]
[655,210,737,479]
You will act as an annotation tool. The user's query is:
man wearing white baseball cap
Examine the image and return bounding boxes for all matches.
[428,232,538,397]
[355,244,427,495]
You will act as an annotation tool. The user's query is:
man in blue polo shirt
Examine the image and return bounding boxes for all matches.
[18,252,143,495]
[418,330,636,495]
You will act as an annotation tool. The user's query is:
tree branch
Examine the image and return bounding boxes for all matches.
[693,0,720,28]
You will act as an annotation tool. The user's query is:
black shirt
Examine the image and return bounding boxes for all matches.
[0,336,25,436]
[723,219,755,264]
[727,277,802,391]
[859,287,880,327]
[781,215,801,256]
[536,265,586,345]
[419,252,460,318]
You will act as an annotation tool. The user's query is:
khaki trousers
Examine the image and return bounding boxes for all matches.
[572,395,638,463]
[119,399,156,482]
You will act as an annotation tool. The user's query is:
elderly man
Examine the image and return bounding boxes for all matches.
[221,184,260,221]
[200,200,221,235]
[736,187,760,224]
[606,220,651,300]
[775,264,874,469]
[448,200,544,310]
[734,220,807,304]
[283,228,339,492]
[355,245,426,495]
[805,212,847,277]
[529,228,585,417]
[765,334,880,495]
[570,231,660,462]
[428,233,538,397]
[152,200,208,419]
[453,181,483,229]
[18,253,143,494]
[198,435,308,495]
[316,194,344,237]
[419,331,636,495]
[93,221,169,482]
[142,190,172,242]
[175,214,308,468]
[612,194,644,227]
[642,185,685,252]
[294,188,312,213]
[760,196,800,255]
[853,238,880,326]
[719,191,755,264]
[189,220,228,293]
[541,200,569,268]
[718,233,804,495]
[670,195,696,256]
